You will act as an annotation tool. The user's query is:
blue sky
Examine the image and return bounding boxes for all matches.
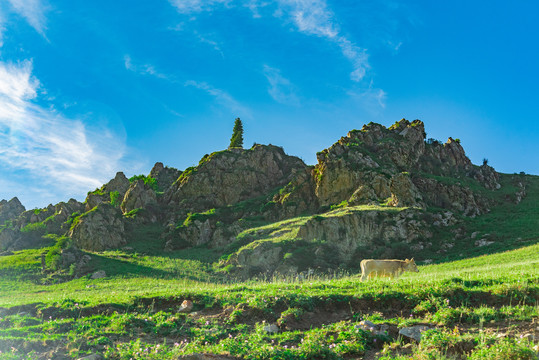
[0,0,538,209]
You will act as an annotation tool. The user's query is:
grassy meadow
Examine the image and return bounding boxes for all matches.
[0,242,538,359]
[0,174,537,359]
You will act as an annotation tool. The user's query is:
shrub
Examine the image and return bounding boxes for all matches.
[129,175,159,192]
[110,191,120,207]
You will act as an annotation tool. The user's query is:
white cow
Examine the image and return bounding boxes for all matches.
[360,258,418,281]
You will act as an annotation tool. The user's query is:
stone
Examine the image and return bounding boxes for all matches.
[69,203,126,251]
[263,324,280,333]
[475,239,494,247]
[90,270,106,279]
[77,354,104,360]
[389,173,424,208]
[0,197,25,226]
[120,179,157,214]
[398,325,432,342]
[164,144,307,212]
[355,320,377,331]
[178,300,193,313]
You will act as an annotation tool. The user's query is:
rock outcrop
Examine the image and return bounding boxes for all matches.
[85,172,130,211]
[69,203,126,251]
[149,162,181,192]
[121,180,158,214]
[164,144,307,212]
[0,197,25,225]
[228,206,441,277]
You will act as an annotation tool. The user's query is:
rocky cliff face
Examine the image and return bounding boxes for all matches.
[0,197,25,228]
[0,119,514,277]
[310,119,496,216]
[164,144,307,212]
[226,206,454,278]
[69,203,126,251]
[0,198,84,251]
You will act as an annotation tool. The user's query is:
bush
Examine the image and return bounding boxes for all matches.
[129,175,159,192]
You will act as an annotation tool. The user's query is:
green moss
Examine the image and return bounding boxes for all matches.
[129,175,158,192]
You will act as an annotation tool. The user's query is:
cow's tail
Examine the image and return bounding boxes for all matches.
[360,260,367,282]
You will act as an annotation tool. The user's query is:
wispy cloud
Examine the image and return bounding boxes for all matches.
[5,0,48,38]
[272,0,369,82]
[124,55,170,80]
[169,0,370,83]
[347,81,387,113]
[185,80,249,116]
[168,0,231,14]
[262,65,299,106]
[0,60,131,206]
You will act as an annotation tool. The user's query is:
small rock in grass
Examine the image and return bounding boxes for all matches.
[179,300,194,313]
[355,320,377,331]
[77,354,104,360]
[90,270,106,279]
[263,324,280,333]
[398,325,431,342]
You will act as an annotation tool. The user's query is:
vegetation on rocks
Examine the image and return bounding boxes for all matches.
[0,119,537,358]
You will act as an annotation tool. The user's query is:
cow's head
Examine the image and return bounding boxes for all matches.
[404,258,419,272]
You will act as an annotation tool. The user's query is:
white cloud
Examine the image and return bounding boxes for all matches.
[6,0,48,38]
[168,0,231,14]
[273,0,369,82]
[169,0,370,83]
[124,55,169,80]
[0,60,131,206]
[262,65,299,106]
[185,80,249,116]
[347,83,387,112]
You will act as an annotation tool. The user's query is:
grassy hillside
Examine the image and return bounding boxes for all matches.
[0,174,537,359]
[0,242,537,359]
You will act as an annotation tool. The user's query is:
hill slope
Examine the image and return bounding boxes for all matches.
[1,119,536,281]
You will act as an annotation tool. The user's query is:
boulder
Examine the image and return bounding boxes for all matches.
[399,325,432,342]
[0,197,25,225]
[149,162,181,193]
[178,300,194,313]
[69,203,126,251]
[164,144,307,212]
[263,323,280,333]
[90,270,106,279]
[120,179,157,214]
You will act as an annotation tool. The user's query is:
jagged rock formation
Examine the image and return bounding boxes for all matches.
[227,207,437,277]
[0,199,83,251]
[164,144,306,212]
[1,119,515,277]
[0,197,25,225]
[121,180,157,215]
[311,119,495,216]
[69,203,126,251]
[149,162,182,192]
[85,172,130,211]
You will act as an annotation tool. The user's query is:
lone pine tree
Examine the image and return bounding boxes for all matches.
[229,117,244,149]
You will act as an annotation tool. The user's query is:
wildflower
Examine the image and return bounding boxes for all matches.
[229,334,233,338]
[205,320,210,325]
[174,342,180,347]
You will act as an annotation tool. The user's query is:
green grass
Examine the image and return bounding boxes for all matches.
[0,242,538,358]
[0,175,538,358]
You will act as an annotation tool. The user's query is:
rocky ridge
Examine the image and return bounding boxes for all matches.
[0,119,523,277]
